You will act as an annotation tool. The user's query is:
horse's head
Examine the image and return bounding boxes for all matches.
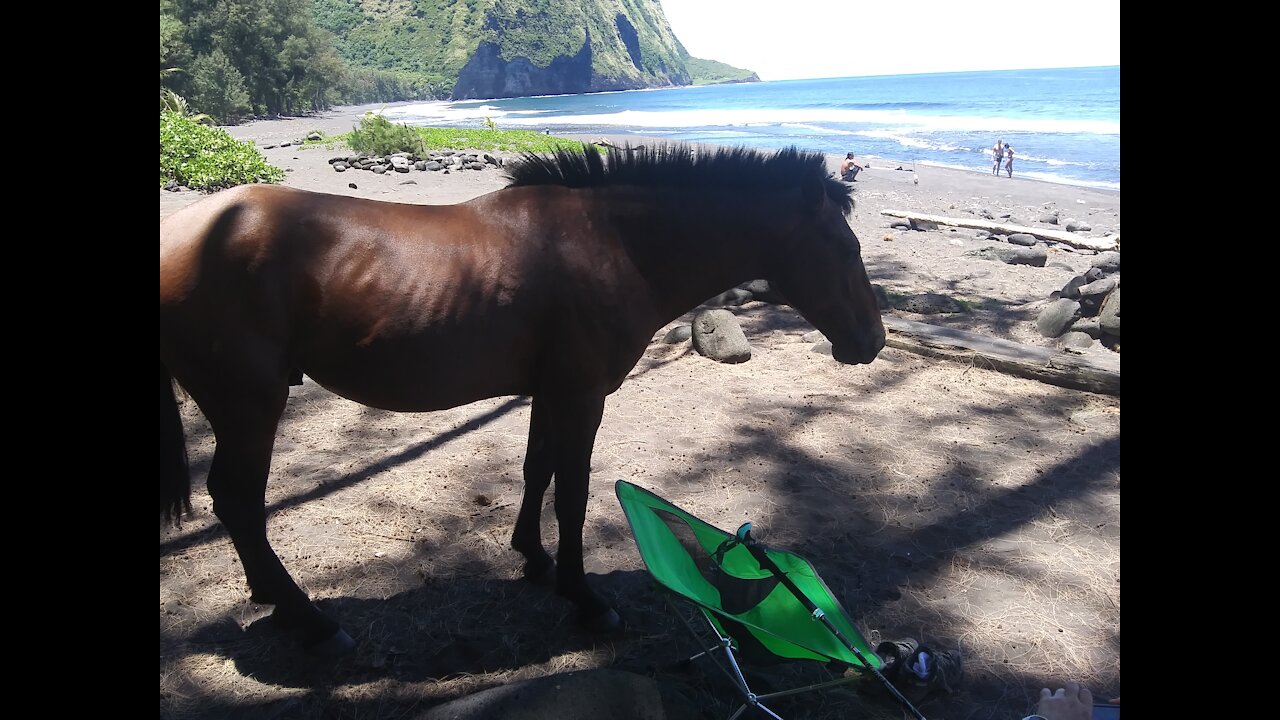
[769,176,885,365]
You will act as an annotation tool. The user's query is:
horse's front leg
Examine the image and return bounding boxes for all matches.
[511,396,555,584]
[550,394,620,630]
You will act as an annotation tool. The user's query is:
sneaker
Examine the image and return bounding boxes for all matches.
[874,637,919,683]
[875,638,963,697]
[904,644,963,696]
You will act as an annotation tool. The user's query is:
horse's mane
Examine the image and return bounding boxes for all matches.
[505,143,855,216]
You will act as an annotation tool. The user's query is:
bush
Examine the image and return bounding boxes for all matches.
[348,113,425,157]
[160,111,285,190]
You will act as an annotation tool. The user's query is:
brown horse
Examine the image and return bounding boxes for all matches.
[160,144,885,655]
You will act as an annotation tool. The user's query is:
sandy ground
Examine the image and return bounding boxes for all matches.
[160,105,1119,720]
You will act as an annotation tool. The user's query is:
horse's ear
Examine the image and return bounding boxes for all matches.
[802,176,826,209]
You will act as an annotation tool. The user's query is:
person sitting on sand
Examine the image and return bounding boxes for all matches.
[992,139,1004,175]
[1004,144,1015,178]
[839,152,864,182]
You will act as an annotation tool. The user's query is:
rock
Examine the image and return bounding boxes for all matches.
[1056,331,1096,349]
[889,220,912,230]
[1036,298,1082,338]
[704,288,753,307]
[1068,317,1102,339]
[1077,276,1118,298]
[1064,219,1093,232]
[908,218,939,231]
[426,161,444,171]
[399,180,417,185]
[1098,288,1120,336]
[892,293,966,314]
[328,157,347,165]
[965,245,1048,267]
[1091,251,1121,273]
[1059,275,1089,299]
[811,341,834,356]
[1007,233,1038,246]
[371,165,388,174]
[414,161,427,171]
[333,162,349,172]
[739,279,787,305]
[691,309,751,363]
[307,132,322,141]
[661,325,692,344]
[1038,214,1060,224]
[467,162,487,170]
[348,183,358,189]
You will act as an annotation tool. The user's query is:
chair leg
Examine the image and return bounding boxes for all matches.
[663,595,788,719]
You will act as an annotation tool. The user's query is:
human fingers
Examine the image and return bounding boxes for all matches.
[1077,684,1093,705]
[1040,687,1052,700]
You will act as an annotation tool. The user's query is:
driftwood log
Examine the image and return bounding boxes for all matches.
[883,316,1119,395]
[880,209,1119,252]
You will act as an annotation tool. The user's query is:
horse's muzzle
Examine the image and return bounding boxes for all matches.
[832,329,886,365]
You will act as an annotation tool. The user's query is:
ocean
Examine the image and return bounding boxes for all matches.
[382,66,1120,190]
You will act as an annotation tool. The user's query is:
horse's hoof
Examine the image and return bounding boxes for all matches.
[306,628,356,658]
[579,607,622,633]
[523,558,556,587]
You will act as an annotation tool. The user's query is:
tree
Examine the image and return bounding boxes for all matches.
[189,50,252,124]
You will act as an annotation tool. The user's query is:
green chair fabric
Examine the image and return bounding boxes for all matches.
[615,479,882,671]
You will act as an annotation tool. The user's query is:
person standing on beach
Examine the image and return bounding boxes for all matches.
[992,139,1004,175]
[839,152,864,182]
[1004,144,1015,178]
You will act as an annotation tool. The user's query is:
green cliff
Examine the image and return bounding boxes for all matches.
[313,0,758,99]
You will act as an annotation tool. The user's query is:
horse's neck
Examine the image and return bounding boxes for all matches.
[617,192,785,325]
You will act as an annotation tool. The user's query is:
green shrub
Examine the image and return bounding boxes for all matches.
[337,125,596,154]
[160,111,285,190]
[412,127,596,154]
[348,113,425,156]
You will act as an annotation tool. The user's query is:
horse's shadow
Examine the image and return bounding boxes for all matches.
[186,569,658,689]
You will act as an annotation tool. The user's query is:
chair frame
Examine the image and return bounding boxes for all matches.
[662,594,867,720]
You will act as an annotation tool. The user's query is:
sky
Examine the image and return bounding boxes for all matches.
[658,0,1120,81]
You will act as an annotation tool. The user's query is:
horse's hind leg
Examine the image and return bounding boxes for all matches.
[200,385,355,656]
[512,396,556,584]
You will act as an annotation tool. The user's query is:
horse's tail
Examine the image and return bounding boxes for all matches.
[160,361,192,525]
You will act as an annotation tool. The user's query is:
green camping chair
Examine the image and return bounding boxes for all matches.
[615,480,928,720]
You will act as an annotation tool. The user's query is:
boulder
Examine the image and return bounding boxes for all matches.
[692,310,751,363]
[1036,298,1082,338]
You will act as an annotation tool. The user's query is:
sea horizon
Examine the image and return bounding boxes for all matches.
[379,66,1120,191]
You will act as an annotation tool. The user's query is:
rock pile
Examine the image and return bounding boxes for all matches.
[328,150,504,175]
[1036,251,1120,351]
